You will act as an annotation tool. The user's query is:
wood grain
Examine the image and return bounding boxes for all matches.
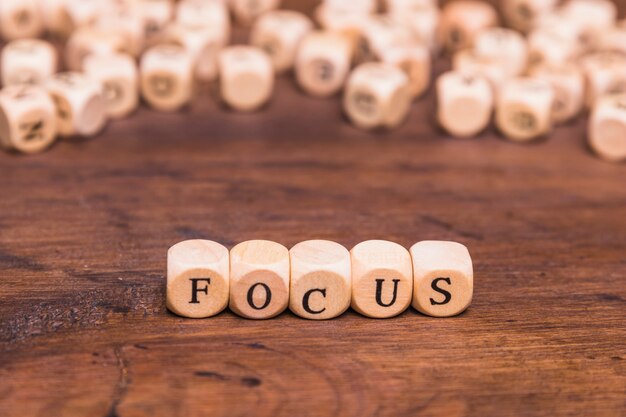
[0,1,625,416]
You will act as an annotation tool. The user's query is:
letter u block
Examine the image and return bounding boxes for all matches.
[167,240,229,318]
[410,241,473,317]
[289,240,351,320]
[230,240,290,319]
[351,240,413,318]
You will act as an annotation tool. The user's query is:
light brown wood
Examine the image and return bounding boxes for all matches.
[64,0,103,29]
[176,0,230,43]
[250,10,313,73]
[218,46,274,112]
[230,0,281,26]
[351,240,413,319]
[561,0,617,50]
[65,27,127,71]
[437,70,493,138]
[360,15,412,62]
[0,85,56,154]
[140,44,194,112]
[452,49,508,95]
[380,44,430,98]
[165,23,225,82]
[0,0,43,40]
[343,62,411,130]
[410,241,473,318]
[527,29,579,67]
[529,62,584,124]
[137,0,174,48]
[438,0,498,53]
[581,52,626,108]
[588,94,626,162]
[94,6,146,57]
[229,240,290,319]
[289,240,351,320]
[39,0,72,38]
[474,27,528,77]
[84,52,139,120]
[500,0,557,33]
[387,3,439,52]
[495,77,554,142]
[0,39,57,87]
[597,26,626,55]
[167,239,230,318]
[45,72,107,138]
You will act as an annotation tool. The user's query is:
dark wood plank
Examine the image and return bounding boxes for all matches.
[0,1,625,416]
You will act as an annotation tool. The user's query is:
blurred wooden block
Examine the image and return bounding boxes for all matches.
[167,239,230,318]
[250,10,313,73]
[437,71,493,138]
[581,52,626,108]
[528,63,584,124]
[561,0,616,50]
[218,46,274,112]
[360,15,413,62]
[533,11,591,53]
[588,95,626,162]
[138,0,175,48]
[410,241,473,317]
[379,44,431,98]
[343,62,411,130]
[387,4,439,52]
[65,27,127,71]
[452,49,508,96]
[438,0,498,53]
[295,31,352,98]
[351,240,413,318]
[140,44,194,112]
[1,39,57,87]
[597,27,626,56]
[176,0,230,45]
[0,0,43,40]
[229,240,290,319]
[323,0,377,15]
[64,0,105,30]
[165,23,225,82]
[0,85,57,154]
[501,0,557,33]
[229,0,280,27]
[84,53,139,119]
[94,6,146,57]
[527,29,579,67]
[495,77,554,142]
[474,28,528,77]
[45,72,107,138]
[289,240,351,320]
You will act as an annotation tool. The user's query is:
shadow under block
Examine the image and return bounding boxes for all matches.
[167,239,230,318]
[350,240,413,318]
[289,240,351,320]
[410,241,474,317]
[229,240,290,319]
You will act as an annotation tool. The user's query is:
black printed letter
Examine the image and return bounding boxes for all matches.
[375,279,400,307]
[247,282,272,310]
[303,288,326,314]
[189,278,211,304]
[430,278,452,305]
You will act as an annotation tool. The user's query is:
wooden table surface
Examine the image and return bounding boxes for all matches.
[1,2,625,416]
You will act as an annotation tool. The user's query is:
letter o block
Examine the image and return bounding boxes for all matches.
[410,241,473,317]
[229,240,290,319]
[289,240,351,320]
[351,240,413,319]
[167,240,229,318]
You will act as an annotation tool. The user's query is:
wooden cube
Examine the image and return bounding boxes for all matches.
[474,28,528,77]
[93,6,146,57]
[295,31,352,98]
[167,239,229,318]
[379,44,431,98]
[360,15,413,62]
[351,240,413,318]
[138,0,175,47]
[64,0,106,30]
[533,11,591,53]
[597,27,626,56]
[39,0,73,38]
[561,0,616,50]
[1,39,57,87]
[588,95,626,162]
[343,62,411,130]
[528,63,584,124]
[84,53,139,119]
[0,0,43,40]
[45,72,107,138]
[289,240,351,320]
[438,1,498,53]
[229,240,290,319]
[388,4,439,52]
[165,23,225,82]
[65,27,127,71]
[437,71,493,138]
[501,0,557,33]
[250,10,313,73]
[452,49,508,95]
[0,85,57,154]
[581,52,626,108]
[527,29,580,67]
[140,44,194,112]
[229,0,280,27]
[314,5,367,63]
[495,77,554,142]
[410,241,473,317]
[176,0,230,45]
[218,46,274,112]
[323,0,377,15]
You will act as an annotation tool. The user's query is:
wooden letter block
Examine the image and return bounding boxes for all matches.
[474,28,528,77]
[379,44,431,99]
[295,31,352,98]
[230,240,290,319]
[343,62,411,130]
[527,29,580,67]
[0,0,43,40]
[438,1,498,53]
[452,49,508,95]
[138,0,174,47]
[250,10,313,73]
[561,0,616,50]
[218,46,274,112]
[45,72,107,138]
[94,7,146,58]
[229,0,280,27]
[437,71,493,138]
[410,241,473,317]
[140,44,194,112]
[588,95,626,162]
[65,27,127,71]
[389,4,439,52]
[360,15,413,62]
[1,39,57,87]
[495,77,554,142]
[0,85,57,154]
[501,0,557,33]
[289,240,351,320]
[351,240,413,318]
[84,53,139,119]
[581,52,626,108]
[176,0,230,45]
[528,63,584,124]
[167,239,229,318]
[165,23,225,82]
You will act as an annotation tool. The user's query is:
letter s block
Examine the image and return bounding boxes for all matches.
[167,240,229,318]
[351,240,413,318]
[410,241,473,317]
[229,240,290,319]
[290,240,351,320]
